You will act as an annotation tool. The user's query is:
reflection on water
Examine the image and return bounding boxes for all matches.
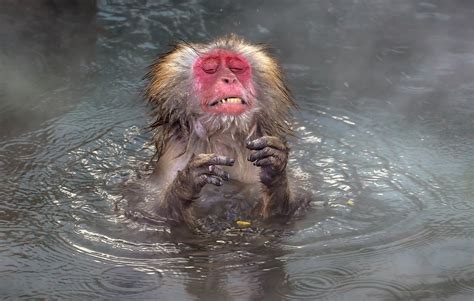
[1,0,474,299]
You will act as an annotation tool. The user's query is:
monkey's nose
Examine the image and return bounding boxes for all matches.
[221,76,237,84]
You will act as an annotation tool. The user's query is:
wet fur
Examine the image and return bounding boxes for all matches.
[144,34,298,227]
[144,34,295,158]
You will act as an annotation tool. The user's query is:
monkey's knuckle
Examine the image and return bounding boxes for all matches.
[214,168,225,177]
[196,174,208,186]
[212,156,224,164]
[211,154,227,165]
[269,156,277,165]
[206,176,221,186]
[263,147,271,156]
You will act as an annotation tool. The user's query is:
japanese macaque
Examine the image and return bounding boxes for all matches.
[144,35,306,229]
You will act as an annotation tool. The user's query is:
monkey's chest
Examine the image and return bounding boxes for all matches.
[192,181,260,229]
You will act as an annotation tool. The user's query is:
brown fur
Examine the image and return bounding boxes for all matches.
[143,34,300,228]
[144,34,296,159]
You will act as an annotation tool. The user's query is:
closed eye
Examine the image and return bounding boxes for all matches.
[227,57,248,74]
[203,67,217,74]
[201,57,219,74]
[230,67,244,73]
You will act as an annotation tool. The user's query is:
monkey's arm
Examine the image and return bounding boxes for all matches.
[247,136,298,219]
[155,154,234,226]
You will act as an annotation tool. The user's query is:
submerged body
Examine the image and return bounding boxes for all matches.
[144,35,307,229]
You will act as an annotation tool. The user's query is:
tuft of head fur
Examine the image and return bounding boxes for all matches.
[144,34,296,159]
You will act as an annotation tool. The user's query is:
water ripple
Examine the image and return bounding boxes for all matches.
[279,267,358,299]
[95,266,162,294]
[330,279,414,300]
[448,265,474,294]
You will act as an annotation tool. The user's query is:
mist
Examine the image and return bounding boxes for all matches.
[1,1,473,299]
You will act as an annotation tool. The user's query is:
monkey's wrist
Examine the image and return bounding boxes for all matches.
[167,187,197,204]
[261,171,289,188]
[170,171,200,201]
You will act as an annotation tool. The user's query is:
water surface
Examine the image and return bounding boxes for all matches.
[1,1,474,300]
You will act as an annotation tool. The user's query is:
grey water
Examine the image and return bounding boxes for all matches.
[1,0,473,300]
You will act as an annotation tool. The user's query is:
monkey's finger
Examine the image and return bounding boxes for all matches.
[190,154,235,168]
[248,147,278,162]
[197,174,223,187]
[253,157,279,167]
[246,136,287,151]
[206,155,235,167]
[190,153,216,167]
[203,165,230,181]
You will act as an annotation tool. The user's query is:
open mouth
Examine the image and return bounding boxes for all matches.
[206,97,248,115]
[208,97,247,107]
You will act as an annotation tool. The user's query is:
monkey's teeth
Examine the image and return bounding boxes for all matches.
[218,97,244,104]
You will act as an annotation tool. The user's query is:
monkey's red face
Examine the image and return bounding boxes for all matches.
[193,50,255,116]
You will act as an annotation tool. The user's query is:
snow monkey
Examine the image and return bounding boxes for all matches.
[144,35,307,229]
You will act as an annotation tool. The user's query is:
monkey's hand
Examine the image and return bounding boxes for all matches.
[247,136,289,187]
[170,154,235,203]
[247,136,293,218]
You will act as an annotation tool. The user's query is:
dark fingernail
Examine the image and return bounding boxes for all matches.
[230,159,235,164]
